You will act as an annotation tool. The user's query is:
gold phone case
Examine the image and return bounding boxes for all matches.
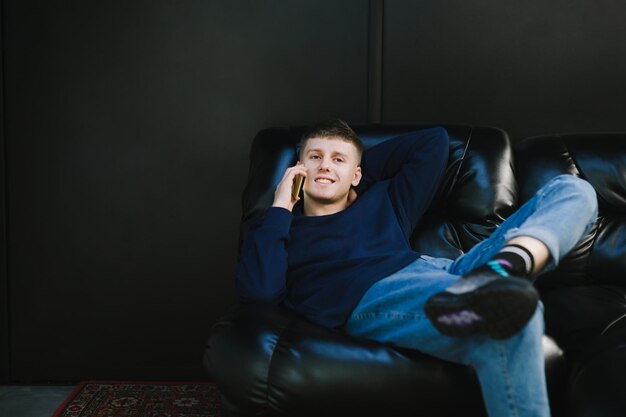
[292,174,305,200]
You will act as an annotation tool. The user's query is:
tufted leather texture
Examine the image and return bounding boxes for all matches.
[515,134,626,417]
[205,125,571,417]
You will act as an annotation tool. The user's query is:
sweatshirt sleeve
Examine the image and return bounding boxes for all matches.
[234,206,292,304]
[356,127,449,238]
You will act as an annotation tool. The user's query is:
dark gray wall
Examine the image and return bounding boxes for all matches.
[3,0,368,381]
[3,0,626,381]
[383,0,626,139]
[0,0,8,382]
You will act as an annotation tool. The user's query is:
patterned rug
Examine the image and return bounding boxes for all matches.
[52,381,221,417]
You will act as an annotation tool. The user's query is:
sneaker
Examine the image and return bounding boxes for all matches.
[424,264,539,339]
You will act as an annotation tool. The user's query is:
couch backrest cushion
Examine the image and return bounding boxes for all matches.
[240,124,516,260]
[515,134,626,286]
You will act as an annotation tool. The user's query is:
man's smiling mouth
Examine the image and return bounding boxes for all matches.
[315,178,335,184]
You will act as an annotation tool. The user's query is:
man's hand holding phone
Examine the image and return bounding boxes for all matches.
[272,162,307,212]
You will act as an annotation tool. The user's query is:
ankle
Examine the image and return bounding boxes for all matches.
[489,244,535,277]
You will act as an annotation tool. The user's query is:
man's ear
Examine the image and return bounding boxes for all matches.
[352,166,362,187]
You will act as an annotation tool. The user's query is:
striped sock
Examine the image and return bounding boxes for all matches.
[489,244,534,277]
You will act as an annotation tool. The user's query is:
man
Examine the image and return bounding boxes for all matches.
[235,120,598,417]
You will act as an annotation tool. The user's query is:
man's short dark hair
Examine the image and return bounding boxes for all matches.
[299,119,363,164]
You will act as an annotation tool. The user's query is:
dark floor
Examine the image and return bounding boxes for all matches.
[0,385,77,417]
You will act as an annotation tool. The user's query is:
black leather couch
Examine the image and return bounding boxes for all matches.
[204,125,626,417]
[515,134,626,417]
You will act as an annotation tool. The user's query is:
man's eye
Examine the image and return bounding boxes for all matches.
[311,155,320,159]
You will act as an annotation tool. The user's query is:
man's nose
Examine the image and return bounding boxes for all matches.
[319,157,331,170]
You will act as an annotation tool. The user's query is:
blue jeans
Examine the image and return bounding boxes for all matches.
[345,175,598,417]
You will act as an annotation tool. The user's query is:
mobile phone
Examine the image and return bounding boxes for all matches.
[292,174,305,200]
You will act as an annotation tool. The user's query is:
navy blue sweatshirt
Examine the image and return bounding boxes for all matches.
[235,127,450,329]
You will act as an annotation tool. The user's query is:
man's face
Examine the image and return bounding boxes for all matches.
[300,136,362,206]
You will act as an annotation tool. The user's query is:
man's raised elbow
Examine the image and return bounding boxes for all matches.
[427,127,450,164]
[432,127,450,147]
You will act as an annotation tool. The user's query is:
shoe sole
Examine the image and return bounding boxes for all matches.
[424,277,539,339]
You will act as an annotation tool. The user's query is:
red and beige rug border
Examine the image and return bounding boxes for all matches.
[52,380,219,417]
